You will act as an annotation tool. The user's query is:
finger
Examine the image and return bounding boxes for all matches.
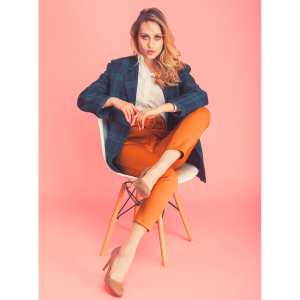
[129,108,134,124]
[124,109,130,124]
[142,114,147,130]
[142,112,148,130]
[126,110,132,124]
[133,107,139,116]
[131,115,135,126]
[126,108,131,124]
[138,113,143,130]
[139,112,145,130]
[136,113,140,130]
[132,113,138,126]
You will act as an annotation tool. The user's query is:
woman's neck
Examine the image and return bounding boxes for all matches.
[139,52,156,72]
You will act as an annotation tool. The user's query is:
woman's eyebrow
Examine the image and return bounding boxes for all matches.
[141,33,162,36]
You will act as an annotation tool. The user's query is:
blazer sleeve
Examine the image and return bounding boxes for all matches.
[172,103,181,112]
[170,64,208,118]
[77,61,113,119]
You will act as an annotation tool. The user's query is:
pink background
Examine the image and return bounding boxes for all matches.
[39,1,260,299]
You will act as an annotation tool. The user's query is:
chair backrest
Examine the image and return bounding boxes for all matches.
[97,116,137,179]
[100,115,110,144]
[98,115,114,171]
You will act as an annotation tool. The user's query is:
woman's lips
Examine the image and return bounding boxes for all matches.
[147,51,155,54]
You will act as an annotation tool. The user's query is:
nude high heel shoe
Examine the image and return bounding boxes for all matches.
[102,246,124,297]
[128,166,152,198]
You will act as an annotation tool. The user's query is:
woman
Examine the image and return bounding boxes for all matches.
[77,7,210,297]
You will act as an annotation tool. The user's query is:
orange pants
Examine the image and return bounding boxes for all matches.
[113,106,211,231]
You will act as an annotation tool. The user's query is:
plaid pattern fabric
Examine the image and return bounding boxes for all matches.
[77,55,209,182]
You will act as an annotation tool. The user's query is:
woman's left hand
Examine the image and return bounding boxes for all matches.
[131,106,163,130]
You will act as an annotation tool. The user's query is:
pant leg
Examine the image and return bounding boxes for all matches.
[113,144,178,232]
[153,106,211,170]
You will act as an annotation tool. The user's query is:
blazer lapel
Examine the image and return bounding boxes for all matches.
[162,85,168,101]
[124,55,173,105]
[124,56,139,105]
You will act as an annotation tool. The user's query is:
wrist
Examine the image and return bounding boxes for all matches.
[110,97,117,107]
[110,97,122,108]
[160,103,175,113]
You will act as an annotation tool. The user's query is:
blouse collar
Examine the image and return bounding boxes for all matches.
[138,52,144,63]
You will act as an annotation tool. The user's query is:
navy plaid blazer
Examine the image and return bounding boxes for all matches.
[77,55,209,182]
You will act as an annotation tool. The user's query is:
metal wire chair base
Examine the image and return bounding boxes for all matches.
[116,180,179,223]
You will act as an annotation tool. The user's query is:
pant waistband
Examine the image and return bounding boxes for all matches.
[131,115,167,130]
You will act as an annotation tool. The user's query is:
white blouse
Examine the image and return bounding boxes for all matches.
[135,52,180,124]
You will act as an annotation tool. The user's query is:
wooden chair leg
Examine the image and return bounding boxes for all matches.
[133,191,140,219]
[100,183,126,256]
[173,190,194,243]
[157,215,167,267]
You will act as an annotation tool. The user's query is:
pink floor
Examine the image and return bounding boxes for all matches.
[39,193,260,299]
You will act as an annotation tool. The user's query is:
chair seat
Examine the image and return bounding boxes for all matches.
[106,162,198,184]
[174,163,199,183]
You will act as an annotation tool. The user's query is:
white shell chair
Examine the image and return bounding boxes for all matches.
[98,114,198,266]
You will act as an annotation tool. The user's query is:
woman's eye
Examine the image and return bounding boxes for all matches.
[142,35,161,40]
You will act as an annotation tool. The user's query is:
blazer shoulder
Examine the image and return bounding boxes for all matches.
[178,62,191,76]
[107,55,136,73]
[110,55,131,64]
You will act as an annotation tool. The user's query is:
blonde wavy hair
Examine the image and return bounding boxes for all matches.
[130,8,186,89]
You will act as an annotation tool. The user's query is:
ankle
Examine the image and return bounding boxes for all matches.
[147,164,164,178]
[119,245,136,258]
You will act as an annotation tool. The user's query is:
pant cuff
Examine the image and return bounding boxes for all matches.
[133,215,156,232]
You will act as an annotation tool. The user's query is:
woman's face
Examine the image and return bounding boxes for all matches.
[137,21,164,62]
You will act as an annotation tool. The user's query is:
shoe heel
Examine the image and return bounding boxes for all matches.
[102,258,111,271]
[128,180,137,189]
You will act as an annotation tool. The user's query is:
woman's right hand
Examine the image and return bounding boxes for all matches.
[112,98,140,125]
